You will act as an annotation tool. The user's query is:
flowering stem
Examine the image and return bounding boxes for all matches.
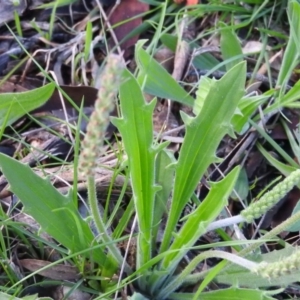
[87,175,131,274]
[206,215,245,232]
[157,249,258,299]
[186,209,300,289]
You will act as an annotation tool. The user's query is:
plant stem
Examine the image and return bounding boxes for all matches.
[190,209,300,297]
[157,249,258,299]
[206,215,244,231]
[87,175,132,274]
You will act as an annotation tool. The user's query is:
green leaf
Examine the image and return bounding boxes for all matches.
[84,21,92,62]
[192,52,223,71]
[250,120,298,168]
[231,167,248,201]
[256,143,298,174]
[0,83,55,127]
[111,69,164,272]
[161,166,240,271]
[0,154,107,266]
[193,77,213,115]
[220,22,243,71]
[37,0,77,8]
[288,0,300,56]
[136,40,194,106]
[172,287,277,300]
[280,79,300,108]
[160,34,177,52]
[276,0,300,90]
[232,94,268,133]
[160,62,246,253]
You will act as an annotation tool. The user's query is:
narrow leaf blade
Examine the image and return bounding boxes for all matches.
[160,62,246,252]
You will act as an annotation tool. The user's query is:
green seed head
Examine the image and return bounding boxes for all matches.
[253,249,300,279]
[79,54,125,177]
[241,169,300,223]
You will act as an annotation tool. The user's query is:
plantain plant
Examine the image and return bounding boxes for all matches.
[2,2,300,298]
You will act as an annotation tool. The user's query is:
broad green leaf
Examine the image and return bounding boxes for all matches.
[136,41,194,106]
[0,154,108,267]
[160,166,240,271]
[111,69,165,272]
[172,287,277,300]
[220,22,243,71]
[160,62,246,253]
[0,83,55,127]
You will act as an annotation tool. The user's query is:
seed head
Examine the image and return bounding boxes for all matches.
[241,169,300,223]
[79,55,125,177]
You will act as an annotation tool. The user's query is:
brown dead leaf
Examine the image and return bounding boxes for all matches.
[0,81,27,93]
[108,0,149,57]
[33,85,99,113]
[19,259,81,280]
[242,41,271,54]
[173,40,190,81]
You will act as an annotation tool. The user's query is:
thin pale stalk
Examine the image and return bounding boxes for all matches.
[156,250,258,299]
[87,175,131,274]
[193,209,300,297]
